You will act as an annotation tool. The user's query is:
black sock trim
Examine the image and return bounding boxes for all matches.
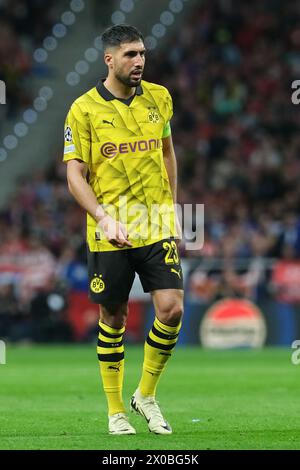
[146,336,176,351]
[98,352,124,362]
[99,326,123,339]
[152,325,178,341]
[97,339,123,348]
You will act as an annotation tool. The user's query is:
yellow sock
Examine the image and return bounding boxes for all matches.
[139,317,181,397]
[97,321,125,416]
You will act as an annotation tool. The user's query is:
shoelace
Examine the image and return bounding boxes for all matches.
[113,414,131,430]
[142,397,165,424]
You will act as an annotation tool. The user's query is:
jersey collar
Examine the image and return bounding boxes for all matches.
[96,79,143,105]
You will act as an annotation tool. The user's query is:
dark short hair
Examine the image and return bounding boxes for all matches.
[101,24,144,50]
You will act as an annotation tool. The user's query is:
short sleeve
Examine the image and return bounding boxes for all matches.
[165,89,173,122]
[63,102,90,164]
[162,121,171,138]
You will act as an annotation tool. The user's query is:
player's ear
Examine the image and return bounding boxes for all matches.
[104,53,113,69]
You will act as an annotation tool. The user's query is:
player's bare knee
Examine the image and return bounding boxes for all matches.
[99,302,128,328]
[157,301,183,326]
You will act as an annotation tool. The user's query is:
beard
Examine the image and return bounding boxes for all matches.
[115,70,143,87]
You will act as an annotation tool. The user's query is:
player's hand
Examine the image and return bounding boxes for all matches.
[97,214,132,248]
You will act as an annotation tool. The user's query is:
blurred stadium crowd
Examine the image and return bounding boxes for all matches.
[0,0,54,120]
[1,0,300,342]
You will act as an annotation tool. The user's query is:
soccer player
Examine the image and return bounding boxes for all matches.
[63,24,183,435]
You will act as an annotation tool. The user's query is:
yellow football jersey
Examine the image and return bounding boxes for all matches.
[63,79,176,251]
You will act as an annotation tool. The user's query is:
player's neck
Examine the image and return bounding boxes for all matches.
[103,77,136,100]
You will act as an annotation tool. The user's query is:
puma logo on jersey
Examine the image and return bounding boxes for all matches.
[102,118,115,127]
[170,268,181,279]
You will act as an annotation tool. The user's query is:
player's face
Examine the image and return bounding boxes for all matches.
[111,40,146,87]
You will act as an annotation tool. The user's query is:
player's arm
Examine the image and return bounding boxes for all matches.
[162,132,177,203]
[162,131,182,240]
[66,159,99,219]
[64,103,131,248]
[66,159,132,248]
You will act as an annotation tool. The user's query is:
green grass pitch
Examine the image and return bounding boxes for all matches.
[0,345,299,450]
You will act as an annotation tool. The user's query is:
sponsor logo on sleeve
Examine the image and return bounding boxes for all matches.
[64,144,76,154]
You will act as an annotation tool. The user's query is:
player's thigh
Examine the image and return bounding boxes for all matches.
[87,248,135,304]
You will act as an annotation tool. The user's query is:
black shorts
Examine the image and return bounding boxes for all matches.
[87,238,183,304]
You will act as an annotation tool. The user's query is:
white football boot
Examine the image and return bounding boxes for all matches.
[108,413,136,435]
[130,389,172,435]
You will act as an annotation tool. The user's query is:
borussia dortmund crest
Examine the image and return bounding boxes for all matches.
[148,110,160,123]
[90,274,105,293]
